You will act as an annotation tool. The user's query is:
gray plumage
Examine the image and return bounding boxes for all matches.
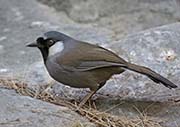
[27,31,178,107]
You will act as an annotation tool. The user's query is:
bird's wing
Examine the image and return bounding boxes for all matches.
[56,41,127,72]
[71,61,126,71]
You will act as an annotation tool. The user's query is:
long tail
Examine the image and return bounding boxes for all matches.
[125,63,177,89]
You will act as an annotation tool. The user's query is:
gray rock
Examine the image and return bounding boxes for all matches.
[0,88,95,127]
[98,100,180,127]
[28,23,180,102]
[0,0,113,76]
[0,0,180,127]
[24,23,180,127]
[38,0,180,38]
[106,23,180,102]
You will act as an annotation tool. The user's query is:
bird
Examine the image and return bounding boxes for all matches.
[27,31,177,107]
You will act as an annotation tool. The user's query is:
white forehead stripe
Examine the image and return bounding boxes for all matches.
[49,41,64,57]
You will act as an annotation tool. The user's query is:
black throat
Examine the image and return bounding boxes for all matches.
[39,48,49,63]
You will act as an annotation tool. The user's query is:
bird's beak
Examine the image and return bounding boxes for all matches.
[26,42,38,47]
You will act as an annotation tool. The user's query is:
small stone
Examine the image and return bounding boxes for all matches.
[0,37,7,41]
[160,49,177,61]
[0,68,8,73]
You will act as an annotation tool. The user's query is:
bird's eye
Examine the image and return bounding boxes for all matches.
[48,40,55,46]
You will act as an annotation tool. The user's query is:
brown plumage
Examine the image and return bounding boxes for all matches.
[27,31,178,107]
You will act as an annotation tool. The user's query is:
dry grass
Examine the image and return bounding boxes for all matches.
[0,78,163,127]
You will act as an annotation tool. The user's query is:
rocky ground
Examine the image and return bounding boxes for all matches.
[0,0,180,127]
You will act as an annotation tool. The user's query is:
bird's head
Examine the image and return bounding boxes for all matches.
[26,37,61,62]
[26,31,72,49]
[26,37,58,49]
[26,31,73,62]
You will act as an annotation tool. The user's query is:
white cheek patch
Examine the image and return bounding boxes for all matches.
[49,41,64,57]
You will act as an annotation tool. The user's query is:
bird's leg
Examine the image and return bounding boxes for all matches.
[78,90,97,108]
[78,82,106,108]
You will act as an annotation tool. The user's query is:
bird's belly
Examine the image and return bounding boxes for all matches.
[45,60,98,89]
[45,58,125,90]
